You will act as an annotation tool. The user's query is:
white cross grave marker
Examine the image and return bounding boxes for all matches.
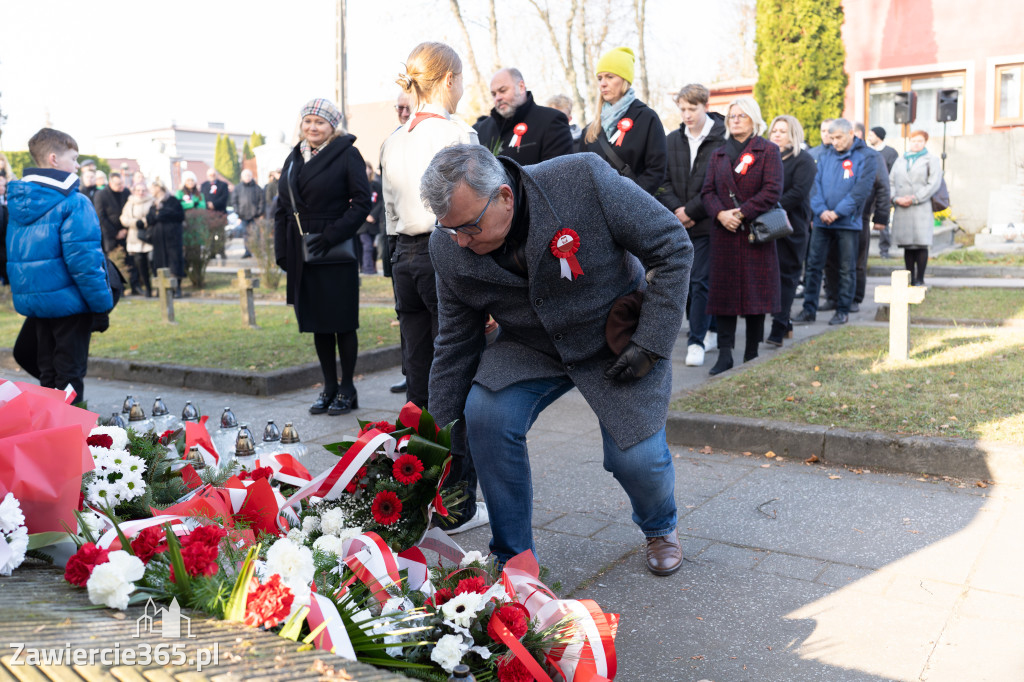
[155,268,177,324]
[874,270,926,361]
[235,268,260,328]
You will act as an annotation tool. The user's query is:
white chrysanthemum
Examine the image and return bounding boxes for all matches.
[312,534,346,557]
[265,538,315,588]
[460,550,486,568]
[104,449,131,469]
[90,448,115,471]
[89,426,129,451]
[86,550,144,610]
[0,492,26,534]
[0,526,28,576]
[301,515,321,534]
[122,454,147,476]
[78,511,106,539]
[319,507,348,536]
[86,479,117,506]
[441,592,486,629]
[115,472,146,502]
[430,633,468,673]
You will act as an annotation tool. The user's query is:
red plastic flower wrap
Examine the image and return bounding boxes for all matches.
[497,656,535,682]
[86,433,113,449]
[371,491,403,526]
[487,603,531,642]
[243,574,295,628]
[392,455,424,485]
[239,466,273,482]
[64,542,110,587]
[454,575,488,596]
[130,526,168,564]
[359,420,396,436]
[172,525,227,581]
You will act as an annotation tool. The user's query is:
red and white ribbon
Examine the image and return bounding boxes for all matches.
[735,152,755,175]
[256,453,313,488]
[96,514,193,549]
[511,122,527,148]
[185,416,219,467]
[307,591,358,661]
[609,118,633,147]
[843,158,853,179]
[550,228,584,281]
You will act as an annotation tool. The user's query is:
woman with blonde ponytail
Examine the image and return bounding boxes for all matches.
[379,41,486,533]
[577,47,666,196]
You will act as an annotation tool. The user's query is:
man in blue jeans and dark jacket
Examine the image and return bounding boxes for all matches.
[795,119,874,326]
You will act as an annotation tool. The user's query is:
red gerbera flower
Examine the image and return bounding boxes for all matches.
[131,526,168,564]
[455,575,488,596]
[243,574,295,628]
[359,420,396,436]
[496,656,535,682]
[86,434,113,449]
[425,587,454,608]
[64,542,110,587]
[392,454,424,485]
[371,490,403,525]
[487,603,531,642]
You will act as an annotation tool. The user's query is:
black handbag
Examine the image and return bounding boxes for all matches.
[730,190,793,245]
[286,160,356,265]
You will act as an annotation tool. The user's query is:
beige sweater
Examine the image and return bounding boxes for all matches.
[120,194,155,254]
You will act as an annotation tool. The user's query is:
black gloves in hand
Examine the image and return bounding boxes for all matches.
[306,233,332,258]
[276,257,288,272]
[135,220,145,229]
[91,313,110,333]
[605,341,660,382]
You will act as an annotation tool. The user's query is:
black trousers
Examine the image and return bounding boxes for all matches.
[35,313,93,403]
[392,235,437,409]
[773,229,808,329]
[824,216,872,304]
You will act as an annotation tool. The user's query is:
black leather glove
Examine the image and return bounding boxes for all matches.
[604,341,660,382]
[135,220,145,229]
[91,313,110,333]
[276,257,288,272]
[306,233,332,258]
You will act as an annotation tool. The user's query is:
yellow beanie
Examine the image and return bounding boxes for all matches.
[596,47,635,84]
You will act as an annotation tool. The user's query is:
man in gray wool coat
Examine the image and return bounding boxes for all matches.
[422,144,693,576]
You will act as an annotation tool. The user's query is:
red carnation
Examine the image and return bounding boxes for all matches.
[371,490,403,525]
[243,574,295,628]
[86,433,113,449]
[425,587,454,608]
[359,420,396,436]
[497,656,535,682]
[64,542,110,587]
[240,467,273,482]
[172,525,226,581]
[487,603,531,642]
[392,454,424,485]
[131,526,168,564]
[455,575,488,596]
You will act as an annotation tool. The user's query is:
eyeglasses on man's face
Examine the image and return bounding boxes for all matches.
[435,192,497,236]
[395,105,411,113]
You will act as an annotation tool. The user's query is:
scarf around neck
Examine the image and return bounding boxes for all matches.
[601,88,637,141]
[904,149,927,171]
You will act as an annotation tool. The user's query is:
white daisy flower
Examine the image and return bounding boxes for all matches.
[441,592,486,629]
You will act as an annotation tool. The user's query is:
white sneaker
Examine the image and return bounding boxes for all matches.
[447,503,490,534]
[704,332,718,350]
[685,344,705,367]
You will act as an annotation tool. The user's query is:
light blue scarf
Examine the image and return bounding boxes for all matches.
[601,88,637,141]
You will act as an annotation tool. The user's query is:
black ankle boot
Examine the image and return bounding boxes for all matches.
[766,321,787,347]
[310,390,337,415]
[327,388,358,416]
[709,350,734,376]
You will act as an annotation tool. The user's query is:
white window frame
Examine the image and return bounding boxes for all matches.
[853,61,975,136]
[985,53,1024,126]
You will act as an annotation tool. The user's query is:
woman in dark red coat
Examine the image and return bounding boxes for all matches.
[701,96,783,375]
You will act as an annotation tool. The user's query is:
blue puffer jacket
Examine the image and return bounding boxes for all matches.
[809,136,876,231]
[5,168,113,318]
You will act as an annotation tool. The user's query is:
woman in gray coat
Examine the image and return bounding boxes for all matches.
[890,130,943,286]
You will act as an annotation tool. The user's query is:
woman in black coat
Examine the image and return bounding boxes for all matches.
[355,162,384,275]
[146,179,186,297]
[766,115,816,346]
[577,47,666,196]
[274,98,372,416]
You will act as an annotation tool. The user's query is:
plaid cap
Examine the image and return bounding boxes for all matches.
[300,98,343,129]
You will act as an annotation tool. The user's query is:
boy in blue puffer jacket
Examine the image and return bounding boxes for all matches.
[5,128,113,403]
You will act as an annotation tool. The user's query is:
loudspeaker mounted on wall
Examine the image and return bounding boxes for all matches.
[894,91,917,124]
[937,89,959,123]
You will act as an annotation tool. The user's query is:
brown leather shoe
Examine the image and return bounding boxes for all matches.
[645,533,683,576]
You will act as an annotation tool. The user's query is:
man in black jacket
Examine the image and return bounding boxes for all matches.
[473,68,573,166]
[201,168,230,213]
[231,168,264,258]
[92,172,137,293]
[867,126,898,258]
[656,84,726,368]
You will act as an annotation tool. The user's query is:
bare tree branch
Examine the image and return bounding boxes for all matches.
[488,0,500,74]
[527,0,587,126]
[448,0,489,107]
[632,0,649,102]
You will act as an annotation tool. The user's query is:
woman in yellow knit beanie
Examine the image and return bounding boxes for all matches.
[578,47,666,196]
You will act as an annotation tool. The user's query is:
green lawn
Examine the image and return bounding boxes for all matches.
[672,327,1024,443]
[869,250,1024,269]
[0,299,400,372]
[189,271,395,305]
[911,288,1024,322]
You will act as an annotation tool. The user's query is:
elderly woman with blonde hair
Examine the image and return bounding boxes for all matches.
[700,96,784,375]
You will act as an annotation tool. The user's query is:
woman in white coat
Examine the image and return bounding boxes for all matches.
[120,179,155,297]
[890,129,943,286]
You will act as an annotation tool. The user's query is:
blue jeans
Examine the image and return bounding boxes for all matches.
[802,226,857,314]
[687,234,713,347]
[464,376,678,563]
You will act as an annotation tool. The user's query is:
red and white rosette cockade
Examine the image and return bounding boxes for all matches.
[843,158,854,179]
[735,152,755,175]
[609,117,633,147]
[550,228,584,281]
[511,122,528,148]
